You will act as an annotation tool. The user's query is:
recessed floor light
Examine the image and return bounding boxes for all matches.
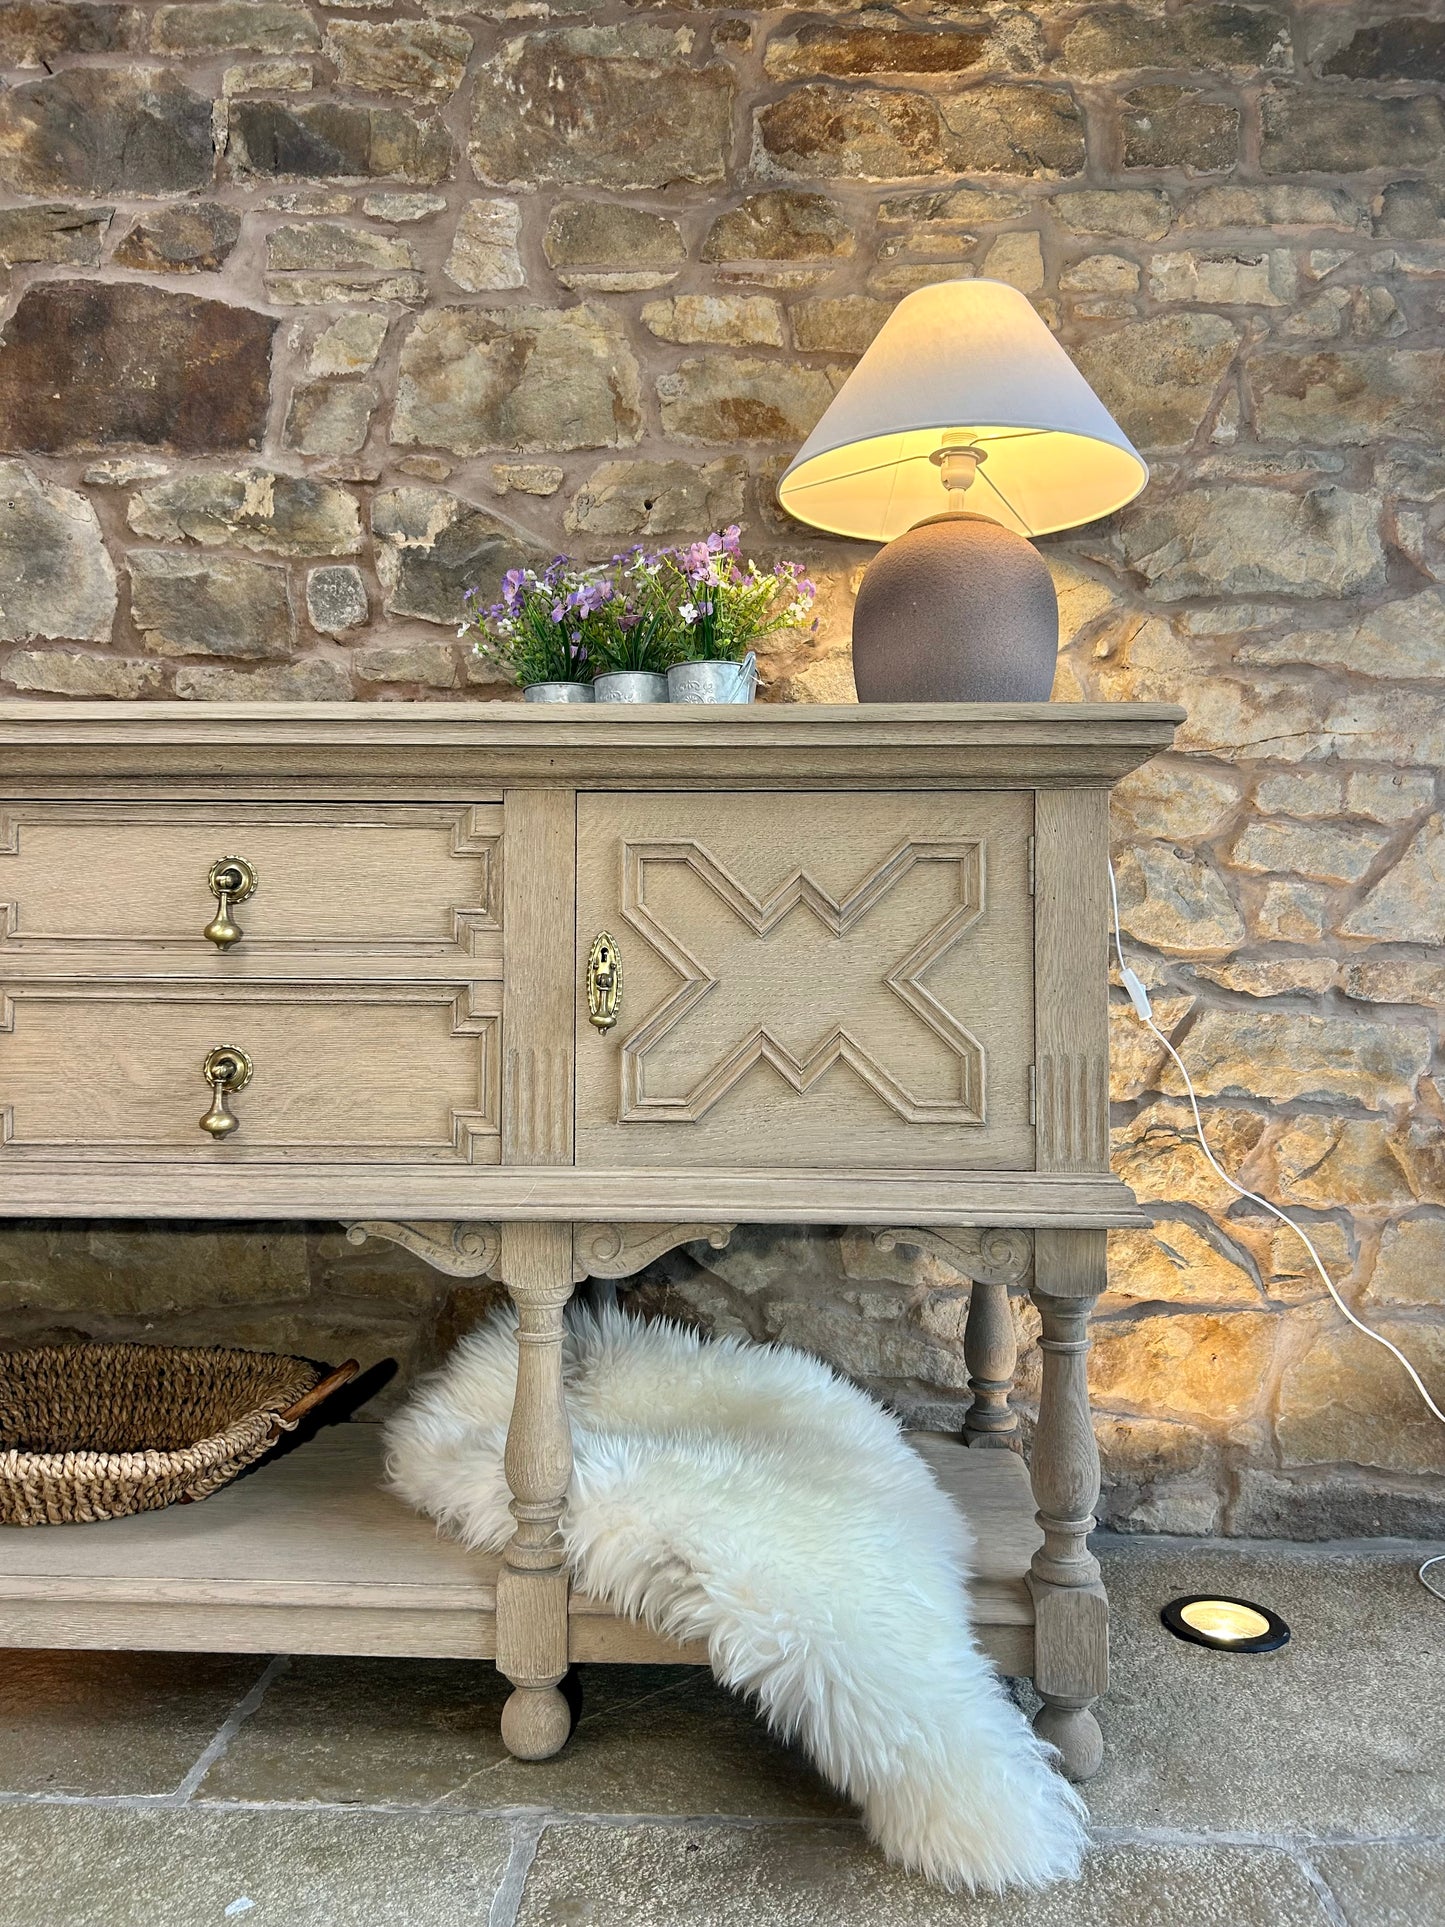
[1160,1595,1291,1654]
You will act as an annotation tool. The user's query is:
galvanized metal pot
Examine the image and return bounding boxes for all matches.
[666,653,758,704]
[523,681,596,704]
[593,671,670,704]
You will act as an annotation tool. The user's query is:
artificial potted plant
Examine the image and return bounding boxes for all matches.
[637,529,817,703]
[589,552,680,703]
[466,562,602,702]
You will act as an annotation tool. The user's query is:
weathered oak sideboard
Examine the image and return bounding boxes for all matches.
[0,700,1179,1782]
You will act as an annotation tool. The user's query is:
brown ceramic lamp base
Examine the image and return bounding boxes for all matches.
[849,511,1060,703]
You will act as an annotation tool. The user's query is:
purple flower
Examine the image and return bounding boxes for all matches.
[500,568,528,612]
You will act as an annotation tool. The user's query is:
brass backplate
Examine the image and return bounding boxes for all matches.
[587,931,622,1032]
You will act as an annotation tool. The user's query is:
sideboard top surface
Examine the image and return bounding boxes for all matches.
[0,701,1184,788]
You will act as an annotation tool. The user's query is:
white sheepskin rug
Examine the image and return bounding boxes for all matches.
[384,1305,1088,1892]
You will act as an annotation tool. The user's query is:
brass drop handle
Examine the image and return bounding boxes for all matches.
[587,931,622,1032]
[200,1045,253,1138]
[205,856,257,950]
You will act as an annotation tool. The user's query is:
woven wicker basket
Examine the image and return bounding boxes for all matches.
[0,1344,359,1528]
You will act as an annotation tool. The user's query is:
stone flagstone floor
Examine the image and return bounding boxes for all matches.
[0,1534,1441,1927]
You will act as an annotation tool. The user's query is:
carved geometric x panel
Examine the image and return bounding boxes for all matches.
[620,837,987,1125]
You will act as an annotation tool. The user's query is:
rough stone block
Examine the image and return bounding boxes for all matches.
[0,68,214,197]
[1066,4,1290,75]
[1340,818,1445,945]
[1118,485,1384,597]
[1260,88,1445,174]
[222,57,313,96]
[372,485,545,626]
[173,658,351,701]
[266,271,426,306]
[1322,15,1445,81]
[490,464,563,499]
[393,304,642,456]
[227,100,452,184]
[564,458,747,539]
[1112,842,1245,954]
[1271,1117,1412,1211]
[1181,182,1367,231]
[1113,1101,1266,1214]
[545,202,685,281]
[1074,311,1239,448]
[308,311,389,376]
[880,184,1028,225]
[658,355,840,444]
[0,283,275,455]
[1109,1220,1261,1306]
[1226,817,1380,884]
[354,641,458,687]
[1277,1312,1445,1474]
[1052,186,1172,238]
[980,229,1044,292]
[128,551,294,660]
[152,3,318,54]
[0,3,141,66]
[266,223,416,271]
[1251,348,1445,446]
[128,469,361,557]
[703,191,853,269]
[1122,86,1240,172]
[470,27,734,190]
[1365,1217,1445,1308]
[1090,1309,1277,1427]
[0,461,117,644]
[325,18,472,98]
[305,565,368,636]
[284,379,378,456]
[642,295,785,348]
[1061,253,1140,294]
[763,19,994,80]
[0,203,111,268]
[445,199,524,292]
[113,203,241,273]
[2,649,165,697]
[757,81,1084,181]
[361,192,446,222]
[1174,1007,1430,1108]
[790,295,891,354]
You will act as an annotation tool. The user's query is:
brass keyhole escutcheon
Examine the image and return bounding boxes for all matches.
[587,932,622,1032]
[205,856,258,950]
[200,1045,253,1139]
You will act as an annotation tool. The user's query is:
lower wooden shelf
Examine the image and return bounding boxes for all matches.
[0,1425,1040,1678]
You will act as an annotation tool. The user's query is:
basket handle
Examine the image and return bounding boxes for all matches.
[270,1358,361,1437]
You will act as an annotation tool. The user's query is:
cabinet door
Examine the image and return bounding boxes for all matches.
[576,791,1034,1171]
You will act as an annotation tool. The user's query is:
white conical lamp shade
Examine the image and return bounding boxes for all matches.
[778,279,1147,542]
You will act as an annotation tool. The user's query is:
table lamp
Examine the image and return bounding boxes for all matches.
[777,279,1148,702]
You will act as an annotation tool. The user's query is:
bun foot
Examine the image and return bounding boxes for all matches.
[1034,1701,1104,1783]
[501,1681,573,1761]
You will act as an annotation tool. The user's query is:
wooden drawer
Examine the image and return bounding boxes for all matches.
[575,791,1035,1171]
[0,981,499,1163]
[0,802,501,975]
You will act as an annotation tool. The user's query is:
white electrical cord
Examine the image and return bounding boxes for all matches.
[1106,859,1445,1605]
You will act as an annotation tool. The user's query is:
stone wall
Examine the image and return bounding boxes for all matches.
[2,0,1444,1536]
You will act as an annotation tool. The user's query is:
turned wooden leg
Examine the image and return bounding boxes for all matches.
[496,1221,575,1762]
[961,1275,1019,1449]
[1027,1228,1108,1783]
